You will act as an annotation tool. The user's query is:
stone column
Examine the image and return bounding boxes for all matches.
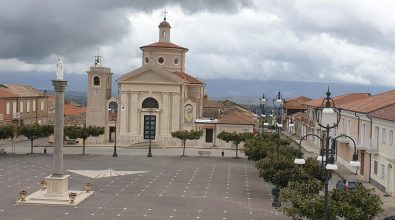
[52,80,67,176]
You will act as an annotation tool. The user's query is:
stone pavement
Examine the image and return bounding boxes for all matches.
[283,132,395,218]
[0,151,289,220]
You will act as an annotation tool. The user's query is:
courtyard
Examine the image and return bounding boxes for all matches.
[0,148,288,220]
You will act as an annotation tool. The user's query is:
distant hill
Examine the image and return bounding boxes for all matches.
[1,71,394,105]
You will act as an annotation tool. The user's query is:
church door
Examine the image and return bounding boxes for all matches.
[144,115,156,140]
[205,129,213,143]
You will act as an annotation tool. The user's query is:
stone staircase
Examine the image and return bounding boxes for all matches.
[130,141,163,148]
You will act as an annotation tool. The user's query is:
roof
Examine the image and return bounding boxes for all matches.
[340,90,395,113]
[285,96,312,110]
[0,88,16,98]
[217,111,255,125]
[64,103,86,116]
[203,99,247,118]
[303,93,370,108]
[2,84,44,97]
[140,42,188,51]
[369,103,395,122]
[158,20,171,28]
[173,72,203,84]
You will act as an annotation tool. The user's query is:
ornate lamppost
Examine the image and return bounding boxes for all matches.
[273,91,285,136]
[108,102,118,157]
[260,93,268,134]
[294,88,361,220]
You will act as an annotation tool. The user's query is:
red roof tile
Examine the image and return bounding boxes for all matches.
[217,111,256,125]
[174,72,203,84]
[64,103,86,116]
[340,90,395,113]
[140,42,188,50]
[369,103,395,122]
[303,93,370,108]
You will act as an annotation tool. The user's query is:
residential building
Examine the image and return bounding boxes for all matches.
[0,84,48,126]
[340,90,395,191]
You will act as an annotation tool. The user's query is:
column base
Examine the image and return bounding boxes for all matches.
[16,175,94,206]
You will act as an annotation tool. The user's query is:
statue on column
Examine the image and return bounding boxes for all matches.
[56,57,64,80]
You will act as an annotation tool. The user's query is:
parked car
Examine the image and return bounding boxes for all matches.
[336,179,359,191]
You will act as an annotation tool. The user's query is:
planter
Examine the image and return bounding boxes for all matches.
[84,183,92,193]
[19,190,27,202]
[40,180,47,190]
[69,192,77,204]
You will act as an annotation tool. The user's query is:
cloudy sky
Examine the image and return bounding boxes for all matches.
[1,0,395,86]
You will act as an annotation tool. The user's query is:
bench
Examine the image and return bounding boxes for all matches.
[66,139,77,145]
[198,150,211,156]
[0,148,6,155]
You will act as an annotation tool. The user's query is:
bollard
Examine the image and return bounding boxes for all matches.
[221,150,224,157]
[44,147,47,154]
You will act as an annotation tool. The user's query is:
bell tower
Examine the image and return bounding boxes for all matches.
[86,52,113,129]
[158,11,171,42]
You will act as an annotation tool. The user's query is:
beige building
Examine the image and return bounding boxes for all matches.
[86,18,204,145]
[86,18,257,147]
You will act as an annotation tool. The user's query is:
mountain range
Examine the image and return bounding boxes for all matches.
[0,71,393,105]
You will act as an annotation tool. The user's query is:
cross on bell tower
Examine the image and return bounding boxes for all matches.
[162,9,168,20]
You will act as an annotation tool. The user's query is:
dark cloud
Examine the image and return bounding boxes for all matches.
[0,0,253,63]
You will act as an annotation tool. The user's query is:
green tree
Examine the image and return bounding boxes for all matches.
[19,123,53,154]
[0,124,15,140]
[171,130,203,156]
[217,131,255,158]
[64,125,104,155]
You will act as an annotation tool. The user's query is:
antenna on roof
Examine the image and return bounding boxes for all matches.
[94,48,103,66]
[162,9,168,20]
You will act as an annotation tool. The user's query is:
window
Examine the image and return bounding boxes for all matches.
[142,97,159,109]
[362,123,366,144]
[40,102,44,111]
[381,163,385,179]
[32,100,36,112]
[382,128,387,144]
[13,101,17,113]
[6,102,10,114]
[174,57,179,65]
[390,130,394,146]
[93,76,100,86]
[20,101,24,113]
[158,57,165,64]
[27,101,30,113]
[373,160,378,175]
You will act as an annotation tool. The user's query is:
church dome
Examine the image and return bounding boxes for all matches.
[159,19,171,28]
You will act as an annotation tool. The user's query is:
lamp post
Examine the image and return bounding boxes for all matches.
[260,93,267,135]
[108,101,123,157]
[273,91,285,137]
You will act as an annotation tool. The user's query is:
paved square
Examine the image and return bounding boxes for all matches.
[0,153,289,220]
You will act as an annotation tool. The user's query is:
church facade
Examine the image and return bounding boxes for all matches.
[86,18,206,146]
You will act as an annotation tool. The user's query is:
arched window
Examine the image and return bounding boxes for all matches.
[93,76,100,86]
[142,97,159,109]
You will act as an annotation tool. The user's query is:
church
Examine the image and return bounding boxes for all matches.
[85,17,257,147]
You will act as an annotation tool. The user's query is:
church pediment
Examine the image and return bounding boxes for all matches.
[117,64,184,84]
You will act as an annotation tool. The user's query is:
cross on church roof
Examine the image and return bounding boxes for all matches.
[162,9,168,20]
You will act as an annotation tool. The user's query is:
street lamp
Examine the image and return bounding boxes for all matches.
[108,101,124,157]
[294,89,360,220]
[260,93,268,134]
[273,90,285,136]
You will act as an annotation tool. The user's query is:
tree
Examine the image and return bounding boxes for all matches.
[64,125,104,155]
[217,131,255,158]
[19,123,53,154]
[171,130,203,156]
[0,124,15,140]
